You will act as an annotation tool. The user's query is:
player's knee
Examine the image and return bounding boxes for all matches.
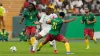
[61,38,68,43]
[42,42,46,45]
[85,35,88,39]
[90,38,93,40]
[90,37,93,40]
[31,33,35,37]
[42,40,48,45]
[36,34,42,40]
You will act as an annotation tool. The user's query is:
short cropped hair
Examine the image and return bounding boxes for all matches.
[59,12,65,17]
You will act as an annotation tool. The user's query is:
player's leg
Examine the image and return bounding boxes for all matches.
[84,29,89,49]
[89,29,97,43]
[49,40,57,53]
[50,41,53,46]
[25,26,31,45]
[0,17,1,29]
[31,29,46,52]
[30,26,37,45]
[29,26,37,52]
[37,34,53,52]
[37,39,49,52]
[52,40,57,53]
[55,34,73,54]
[0,16,5,28]
[32,29,51,51]
[31,34,43,52]
[1,16,5,28]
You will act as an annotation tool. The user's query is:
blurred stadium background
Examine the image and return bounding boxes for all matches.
[0,0,100,40]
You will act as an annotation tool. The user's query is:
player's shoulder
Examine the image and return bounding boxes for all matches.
[24,9,28,11]
[89,12,94,16]
[35,10,38,13]
[23,9,29,13]
[53,17,62,21]
[42,13,46,16]
[89,12,93,14]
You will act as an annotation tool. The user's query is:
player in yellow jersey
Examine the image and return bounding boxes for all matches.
[0,3,5,29]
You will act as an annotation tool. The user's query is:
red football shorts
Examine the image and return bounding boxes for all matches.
[25,26,36,36]
[84,28,94,40]
[46,34,64,41]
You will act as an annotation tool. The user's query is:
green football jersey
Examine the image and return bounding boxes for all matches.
[49,18,63,35]
[82,12,96,29]
[22,9,38,26]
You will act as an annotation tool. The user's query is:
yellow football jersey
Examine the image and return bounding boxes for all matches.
[0,6,5,16]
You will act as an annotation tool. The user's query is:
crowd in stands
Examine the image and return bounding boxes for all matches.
[20,0,100,16]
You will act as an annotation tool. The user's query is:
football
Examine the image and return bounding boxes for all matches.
[10,46,17,52]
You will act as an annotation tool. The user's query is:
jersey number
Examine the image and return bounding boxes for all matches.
[52,22,57,29]
[30,16,32,19]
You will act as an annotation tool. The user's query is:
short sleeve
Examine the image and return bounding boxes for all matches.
[82,15,85,21]
[2,7,6,13]
[22,10,26,17]
[39,14,45,23]
[35,10,38,15]
[91,13,96,19]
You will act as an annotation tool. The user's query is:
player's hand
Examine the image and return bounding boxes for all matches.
[81,20,84,24]
[87,19,91,24]
[34,21,39,24]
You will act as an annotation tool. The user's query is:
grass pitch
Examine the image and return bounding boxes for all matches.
[0,40,100,56]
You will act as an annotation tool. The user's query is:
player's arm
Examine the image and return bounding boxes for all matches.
[34,14,45,25]
[81,15,84,24]
[92,18,96,23]
[19,10,26,24]
[19,17,24,24]
[34,21,41,25]
[46,18,53,24]
[87,16,96,24]
[87,18,96,24]
[36,10,40,21]
[63,18,76,23]
[81,20,84,24]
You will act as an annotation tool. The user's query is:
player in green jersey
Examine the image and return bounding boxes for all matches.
[37,12,76,54]
[19,3,38,52]
[81,8,97,49]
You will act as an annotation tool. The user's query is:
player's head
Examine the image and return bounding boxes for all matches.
[59,12,65,18]
[45,7,51,15]
[50,8,54,13]
[28,3,36,11]
[84,7,89,14]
